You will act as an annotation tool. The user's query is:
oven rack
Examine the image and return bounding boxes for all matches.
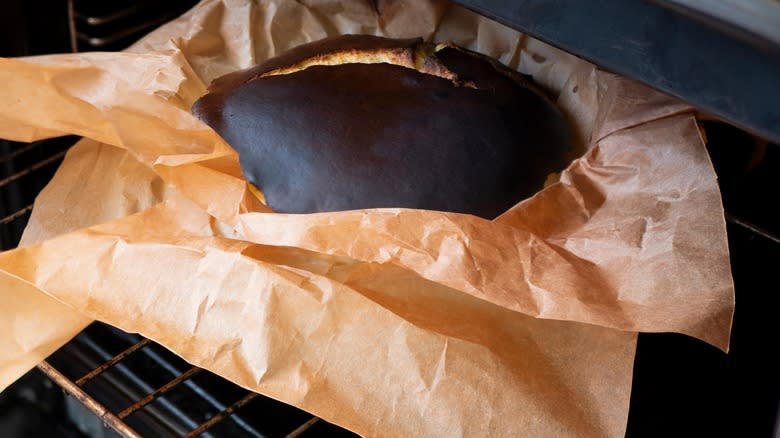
[1,138,357,438]
[37,323,346,438]
[67,0,199,52]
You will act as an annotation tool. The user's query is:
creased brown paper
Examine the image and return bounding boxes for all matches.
[0,0,734,436]
[2,194,638,437]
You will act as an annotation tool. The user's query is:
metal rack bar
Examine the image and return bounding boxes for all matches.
[76,15,173,48]
[38,361,145,438]
[0,204,33,226]
[0,150,67,188]
[286,417,320,438]
[75,4,143,27]
[66,0,78,53]
[117,367,202,419]
[727,214,780,245]
[182,392,260,438]
[75,338,152,386]
[0,141,45,164]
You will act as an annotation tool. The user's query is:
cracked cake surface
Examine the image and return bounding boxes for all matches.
[192,35,571,218]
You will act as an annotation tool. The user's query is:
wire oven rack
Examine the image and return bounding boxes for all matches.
[67,0,200,52]
[38,324,343,438]
[2,138,358,437]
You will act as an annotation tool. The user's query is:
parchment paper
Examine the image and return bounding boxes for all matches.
[0,0,734,436]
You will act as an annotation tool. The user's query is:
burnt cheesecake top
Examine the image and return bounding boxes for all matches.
[192,35,571,219]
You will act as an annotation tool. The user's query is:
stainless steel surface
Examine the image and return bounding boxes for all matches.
[660,0,780,46]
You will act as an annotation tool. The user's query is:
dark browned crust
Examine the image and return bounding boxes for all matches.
[203,35,421,100]
[192,35,571,218]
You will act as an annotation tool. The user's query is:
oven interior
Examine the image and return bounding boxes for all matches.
[1,1,779,437]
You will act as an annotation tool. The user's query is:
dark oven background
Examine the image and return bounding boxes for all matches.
[2,1,779,437]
